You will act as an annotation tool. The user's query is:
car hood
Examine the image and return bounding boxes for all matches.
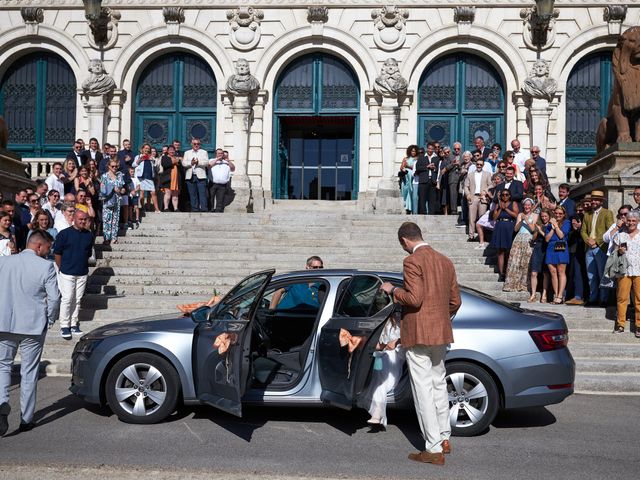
[83,313,195,340]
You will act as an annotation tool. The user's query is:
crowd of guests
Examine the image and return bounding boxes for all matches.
[0,136,236,338]
[399,139,640,335]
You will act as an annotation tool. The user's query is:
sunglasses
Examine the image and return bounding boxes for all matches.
[501,193,510,196]
[309,265,323,269]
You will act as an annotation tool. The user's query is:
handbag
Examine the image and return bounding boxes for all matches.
[599,275,615,289]
[554,241,567,252]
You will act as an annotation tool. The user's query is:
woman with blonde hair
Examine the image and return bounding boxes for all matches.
[544,206,571,304]
[503,197,538,292]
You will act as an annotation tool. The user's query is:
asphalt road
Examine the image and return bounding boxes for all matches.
[0,377,639,480]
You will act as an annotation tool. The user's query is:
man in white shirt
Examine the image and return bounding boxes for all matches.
[510,139,529,173]
[466,151,492,174]
[208,148,236,213]
[45,163,66,197]
[181,138,210,212]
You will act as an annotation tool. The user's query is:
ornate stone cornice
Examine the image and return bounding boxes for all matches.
[604,5,627,35]
[454,6,475,24]
[0,1,631,6]
[163,6,184,24]
[20,7,43,23]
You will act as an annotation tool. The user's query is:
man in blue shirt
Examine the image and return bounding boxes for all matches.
[53,210,94,339]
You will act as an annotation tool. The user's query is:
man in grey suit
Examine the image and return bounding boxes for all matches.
[0,230,59,435]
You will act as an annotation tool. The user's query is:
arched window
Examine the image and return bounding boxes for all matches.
[565,52,613,164]
[274,54,360,201]
[134,53,217,151]
[418,54,504,150]
[0,52,76,157]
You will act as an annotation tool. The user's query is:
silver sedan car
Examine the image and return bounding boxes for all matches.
[70,269,574,436]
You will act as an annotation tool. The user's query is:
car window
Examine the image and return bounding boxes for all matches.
[263,279,327,311]
[335,275,390,318]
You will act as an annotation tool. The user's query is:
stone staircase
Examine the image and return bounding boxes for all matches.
[34,208,640,395]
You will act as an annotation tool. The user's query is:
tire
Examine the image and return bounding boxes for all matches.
[105,352,180,424]
[446,362,499,437]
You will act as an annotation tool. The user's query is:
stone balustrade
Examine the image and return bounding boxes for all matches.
[565,165,583,184]
[23,158,58,179]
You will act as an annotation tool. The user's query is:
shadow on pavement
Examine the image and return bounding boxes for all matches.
[492,406,556,429]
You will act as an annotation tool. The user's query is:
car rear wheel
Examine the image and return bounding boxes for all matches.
[446,362,499,437]
[105,353,180,424]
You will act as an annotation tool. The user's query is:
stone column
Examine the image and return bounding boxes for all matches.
[82,94,108,144]
[527,97,553,157]
[225,59,261,213]
[227,93,253,213]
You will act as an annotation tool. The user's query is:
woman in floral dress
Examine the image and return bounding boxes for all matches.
[503,198,538,292]
[100,159,126,245]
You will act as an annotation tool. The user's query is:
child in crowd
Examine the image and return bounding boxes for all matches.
[128,166,141,228]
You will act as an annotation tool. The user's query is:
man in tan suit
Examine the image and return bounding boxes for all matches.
[464,157,493,246]
[381,222,461,466]
[580,189,615,305]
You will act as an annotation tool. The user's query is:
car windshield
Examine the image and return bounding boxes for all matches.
[209,271,272,323]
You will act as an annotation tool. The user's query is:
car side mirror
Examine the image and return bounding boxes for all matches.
[190,306,211,324]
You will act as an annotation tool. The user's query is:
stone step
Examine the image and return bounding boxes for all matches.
[573,357,640,374]
[570,343,640,359]
[569,329,640,344]
[574,372,640,394]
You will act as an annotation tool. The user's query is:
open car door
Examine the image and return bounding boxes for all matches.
[193,269,275,417]
[317,274,395,410]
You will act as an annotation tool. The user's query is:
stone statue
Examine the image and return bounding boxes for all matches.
[374,59,408,97]
[596,26,640,153]
[0,116,8,149]
[82,59,116,97]
[226,58,260,96]
[522,60,557,102]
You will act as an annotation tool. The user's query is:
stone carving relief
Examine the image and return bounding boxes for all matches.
[86,7,120,50]
[82,59,116,97]
[227,7,264,51]
[374,59,408,98]
[163,7,185,36]
[226,58,261,98]
[20,7,44,35]
[604,5,628,36]
[307,6,328,35]
[522,60,557,102]
[453,6,475,36]
[371,5,409,51]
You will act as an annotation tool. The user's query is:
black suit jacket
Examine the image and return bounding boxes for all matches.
[65,151,88,168]
[414,155,438,184]
[493,180,524,203]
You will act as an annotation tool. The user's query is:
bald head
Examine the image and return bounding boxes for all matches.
[73,209,90,230]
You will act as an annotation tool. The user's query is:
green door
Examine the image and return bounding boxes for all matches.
[418,54,505,151]
[134,53,216,151]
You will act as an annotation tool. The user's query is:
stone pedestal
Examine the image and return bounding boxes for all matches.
[82,94,108,144]
[527,98,552,156]
[227,94,253,213]
[375,95,402,213]
[0,148,34,199]
[571,143,640,208]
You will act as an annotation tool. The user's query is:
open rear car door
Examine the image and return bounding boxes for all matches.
[317,274,395,409]
[192,269,275,416]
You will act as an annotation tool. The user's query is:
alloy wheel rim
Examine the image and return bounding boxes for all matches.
[446,371,489,429]
[114,363,167,416]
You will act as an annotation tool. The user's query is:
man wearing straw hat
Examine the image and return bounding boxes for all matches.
[580,190,615,306]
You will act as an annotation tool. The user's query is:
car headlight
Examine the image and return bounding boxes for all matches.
[74,339,103,355]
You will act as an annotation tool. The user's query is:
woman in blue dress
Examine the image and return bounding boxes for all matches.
[400,145,419,213]
[545,206,571,304]
[490,189,519,282]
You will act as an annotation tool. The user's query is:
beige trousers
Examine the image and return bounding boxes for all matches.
[405,344,450,453]
[468,197,488,237]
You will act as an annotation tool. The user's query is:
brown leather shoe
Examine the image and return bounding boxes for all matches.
[441,439,451,454]
[565,298,585,306]
[408,451,445,465]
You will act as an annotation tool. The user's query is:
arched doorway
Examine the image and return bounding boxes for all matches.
[0,52,76,157]
[273,54,359,200]
[418,54,505,151]
[565,52,613,164]
[134,53,217,151]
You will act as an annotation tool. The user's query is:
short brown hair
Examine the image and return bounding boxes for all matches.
[397,222,423,242]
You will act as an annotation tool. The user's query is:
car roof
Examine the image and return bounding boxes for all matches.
[272,269,403,282]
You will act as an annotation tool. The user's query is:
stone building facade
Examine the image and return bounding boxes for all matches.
[0,1,636,210]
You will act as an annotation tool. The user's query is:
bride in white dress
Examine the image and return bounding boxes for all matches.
[363,313,405,428]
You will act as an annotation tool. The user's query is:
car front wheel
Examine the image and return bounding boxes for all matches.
[105,353,180,424]
[446,362,499,437]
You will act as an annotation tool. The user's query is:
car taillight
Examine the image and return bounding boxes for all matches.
[529,329,568,351]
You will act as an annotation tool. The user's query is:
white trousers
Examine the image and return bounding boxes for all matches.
[405,344,450,453]
[58,273,88,328]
